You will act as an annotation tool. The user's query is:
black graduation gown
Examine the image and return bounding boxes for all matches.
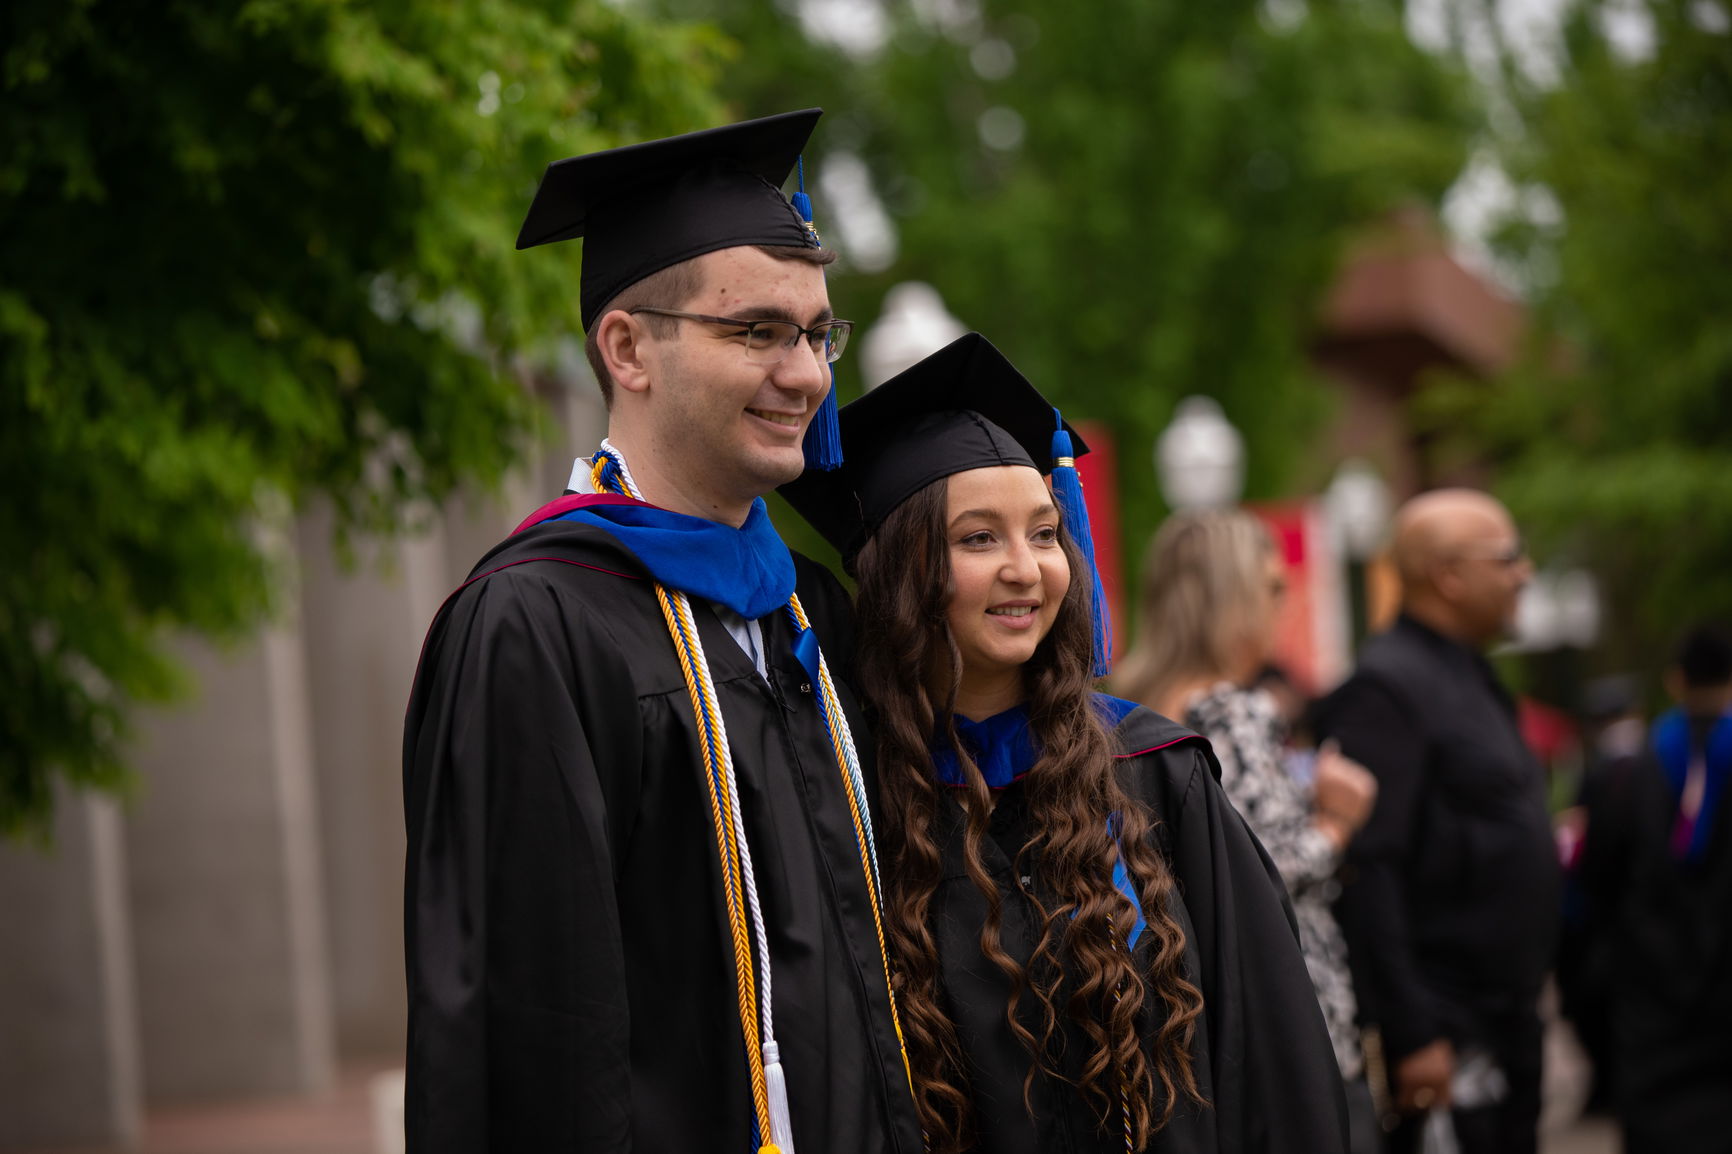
[402,516,923,1153]
[1575,737,1732,1153]
[932,706,1349,1154]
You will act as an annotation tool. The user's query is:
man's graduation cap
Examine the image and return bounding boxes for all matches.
[780,333,1114,674]
[516,108,845,469]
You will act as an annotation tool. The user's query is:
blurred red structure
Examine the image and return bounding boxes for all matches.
[1074,419,1125,662]
[1248,499,1349,697]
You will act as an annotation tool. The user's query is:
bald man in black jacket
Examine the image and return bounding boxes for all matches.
[1315,490,1559,1154]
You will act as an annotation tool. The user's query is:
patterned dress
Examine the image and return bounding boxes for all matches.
[1185,683,1364,1080]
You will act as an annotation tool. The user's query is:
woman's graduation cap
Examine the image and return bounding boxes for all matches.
[779,333,1115,674]
[516,108,845,469]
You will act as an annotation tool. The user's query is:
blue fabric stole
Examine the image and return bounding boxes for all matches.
[932,693,1145,946]
[930,693,1139,789]
[553,496,796,620]
[1652,706,1732,865]
[539,490,837,701]
[546,489,840,801]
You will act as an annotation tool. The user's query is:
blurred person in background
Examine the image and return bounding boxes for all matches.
[1251,662,1314,740]
[1553,674,1646,1115]
[783,335,1349,1154]
[1574,625,1732,1153]
[1115,509,1382,1153]
[1313,490,1557,1154]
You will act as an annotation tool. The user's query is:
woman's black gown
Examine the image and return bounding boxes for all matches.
[930,699,1348,1154]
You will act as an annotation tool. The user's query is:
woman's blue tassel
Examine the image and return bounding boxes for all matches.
[1050,410,1113,677]
[803,368,844,471]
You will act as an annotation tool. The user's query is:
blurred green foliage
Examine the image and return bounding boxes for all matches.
[661,0,1480,573]
[12,0,1712,832]
[0,0,729,837]
[1422,0,1732,672]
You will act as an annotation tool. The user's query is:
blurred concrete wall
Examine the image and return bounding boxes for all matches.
[0,374,602,1149]
[0,793,140,1150]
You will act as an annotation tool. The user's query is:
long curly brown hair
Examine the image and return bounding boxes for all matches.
[853,476,1206,1153]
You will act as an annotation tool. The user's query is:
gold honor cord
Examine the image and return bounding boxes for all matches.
[655,584,775,1136]
[1111,915,1133,1151]
[1117,983,1132,1153]
[588,450,914,1152]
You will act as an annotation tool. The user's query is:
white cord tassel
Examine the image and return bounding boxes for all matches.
[762,1040,797,1154]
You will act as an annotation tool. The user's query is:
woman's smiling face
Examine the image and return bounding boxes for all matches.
[942,465,1072,712]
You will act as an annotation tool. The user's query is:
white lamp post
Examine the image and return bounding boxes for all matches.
[1553,569,1602,650]
[1322,458,1393,562]
[1511,566,1602,717]
[858,282,967,389]
[1515,568,1602,652]
[1153,396,1245,510]
[1322,458,1392,650]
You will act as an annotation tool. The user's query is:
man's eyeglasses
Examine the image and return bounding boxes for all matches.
[629,308,853,365]
[1454,538,1527,567]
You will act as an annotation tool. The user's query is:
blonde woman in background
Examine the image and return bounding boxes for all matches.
[1114,509,1383,1154]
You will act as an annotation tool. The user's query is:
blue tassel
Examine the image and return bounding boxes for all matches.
[792,155,819,243]
[793,154,840,469]
[803,365,844,471]
[1050,409,1112,677]
[791,189,819,245]
[792,156,814,226]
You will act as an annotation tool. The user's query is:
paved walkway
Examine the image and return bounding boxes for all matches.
[20,1063,390,1154]
[1537,1008,1620,1154]
[26,1024,1621,1154]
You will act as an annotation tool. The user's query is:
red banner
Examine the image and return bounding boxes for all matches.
[1247,498,1350,696]
[1074,420,1124,661]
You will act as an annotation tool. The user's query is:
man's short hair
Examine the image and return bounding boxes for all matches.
[1675,623,1732,689]
[581,244,838,406]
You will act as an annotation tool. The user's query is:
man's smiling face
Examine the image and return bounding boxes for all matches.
[637,246,833,513]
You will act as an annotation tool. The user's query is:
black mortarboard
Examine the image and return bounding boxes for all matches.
[517,109,823,329]
[779,333,1087,562]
